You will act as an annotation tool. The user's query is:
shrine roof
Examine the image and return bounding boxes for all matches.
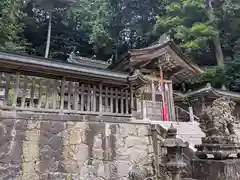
[108,34,203,84]
[67,55,111,69]
[0,51,148,87]
[174,84,240,102]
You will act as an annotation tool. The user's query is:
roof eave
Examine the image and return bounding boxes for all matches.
[0,52,130,85]
[128,70,149,88]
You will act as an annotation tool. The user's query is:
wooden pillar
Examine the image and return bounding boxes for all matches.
[151,80,156,118]
[37,79,43,109]
[60,77,65,111]
[188,106,194,122]
[30,78,35,108]
[21,76,28,108]
[130,84,134,114]
[169,81,175,121]
[141,100,147,119]
[80,83,84,111]
[52,80,57,109]
[4,74,10,106]
[99,83,103,113]
[68,82,73,111]
[13,72,20,108]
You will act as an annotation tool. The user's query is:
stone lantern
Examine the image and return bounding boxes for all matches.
[162,124,187,180]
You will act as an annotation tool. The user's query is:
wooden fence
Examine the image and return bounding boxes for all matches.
[0,72,132,117]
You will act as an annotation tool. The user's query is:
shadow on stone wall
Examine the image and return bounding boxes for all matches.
[0,111,154,180]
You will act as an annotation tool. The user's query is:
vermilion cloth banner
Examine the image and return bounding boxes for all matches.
[160,67,168,121]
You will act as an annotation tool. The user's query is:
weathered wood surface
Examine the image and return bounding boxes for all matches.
[0,72,132,117]
[138,79,175,121]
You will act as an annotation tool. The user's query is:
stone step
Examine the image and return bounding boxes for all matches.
[155,121,205,151]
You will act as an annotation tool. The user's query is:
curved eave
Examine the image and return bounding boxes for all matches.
[68,55,111,69]
[213,89,240,101]
[0,52,131,85]
[128,70,149,88]
[174,84,240,102]
[129,41,203,81]
[107,52,130,71]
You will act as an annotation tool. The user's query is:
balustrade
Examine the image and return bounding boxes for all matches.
[0,72,132,117]
[136,80,175,121]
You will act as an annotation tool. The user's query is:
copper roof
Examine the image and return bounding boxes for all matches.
[109,35,203,84]
[0,51,148,88]
[174,84,240,102]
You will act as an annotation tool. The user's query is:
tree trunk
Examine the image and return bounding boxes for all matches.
[206,0,225,89]
[213,33,224,70]
[45,11,52,58]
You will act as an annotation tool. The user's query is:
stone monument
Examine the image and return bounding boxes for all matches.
[192,97,240,180]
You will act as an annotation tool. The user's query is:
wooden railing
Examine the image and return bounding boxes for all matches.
[0,72,132,117]
[175,106,199,122]
[136,79,175,121]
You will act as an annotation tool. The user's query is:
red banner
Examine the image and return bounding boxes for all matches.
[160,67,168,121]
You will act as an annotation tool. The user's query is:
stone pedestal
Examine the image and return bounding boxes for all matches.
[192,159,240,180]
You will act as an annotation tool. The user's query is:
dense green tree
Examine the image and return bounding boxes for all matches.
[31,0,76,58]
[0,0,25,52]
[3,0,240,91]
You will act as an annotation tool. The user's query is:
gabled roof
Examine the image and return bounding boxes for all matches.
[67,55,111,69]
[174,84,240,102]
[108,34,203,84]
[0,51,148,87]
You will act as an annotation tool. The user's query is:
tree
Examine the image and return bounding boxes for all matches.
[153,0,240,90]
[154,0,217,65]
[32,0,76,58]
[0,0,25,52]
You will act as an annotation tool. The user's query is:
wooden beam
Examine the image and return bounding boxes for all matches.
[4,74,10,106]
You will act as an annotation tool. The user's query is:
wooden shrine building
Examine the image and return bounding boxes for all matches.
[108,34,203,121]
[175,83,240,121]
[0,34,203,122]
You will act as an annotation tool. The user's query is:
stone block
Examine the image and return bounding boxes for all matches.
[19,173,39,180]
[117,124,138,137]
[62,160,82,173]
[47,172,71,180]
[22,142,39,162]
[24,130,40,142]
[125,136,149,148]
[63,144,89,161]
[136,125,150,136]
[192,159,240,180]
[21,162,37,174]
[92,148,104,160]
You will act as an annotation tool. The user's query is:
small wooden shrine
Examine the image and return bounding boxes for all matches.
[175,83,240,120]
[108,34,203,121]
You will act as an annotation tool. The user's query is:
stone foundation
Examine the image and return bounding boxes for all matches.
[192,159,240,180]
[0,111,154,180]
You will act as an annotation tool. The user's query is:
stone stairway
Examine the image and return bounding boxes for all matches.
[150,120,205,178]
[151,121,205,151]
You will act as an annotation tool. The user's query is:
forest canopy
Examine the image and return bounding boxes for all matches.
[1,0,240,92]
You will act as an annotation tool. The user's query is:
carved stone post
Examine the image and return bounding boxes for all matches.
[162,124,187,180]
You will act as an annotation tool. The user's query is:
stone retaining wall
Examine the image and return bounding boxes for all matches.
[0,111,154,180]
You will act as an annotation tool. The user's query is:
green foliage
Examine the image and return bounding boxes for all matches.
[2,0,240,91]
[0,0,26,52]
[154,0,215,54]
[185,66,224,91]
[73,0,113,53]
[225,55,240,92]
